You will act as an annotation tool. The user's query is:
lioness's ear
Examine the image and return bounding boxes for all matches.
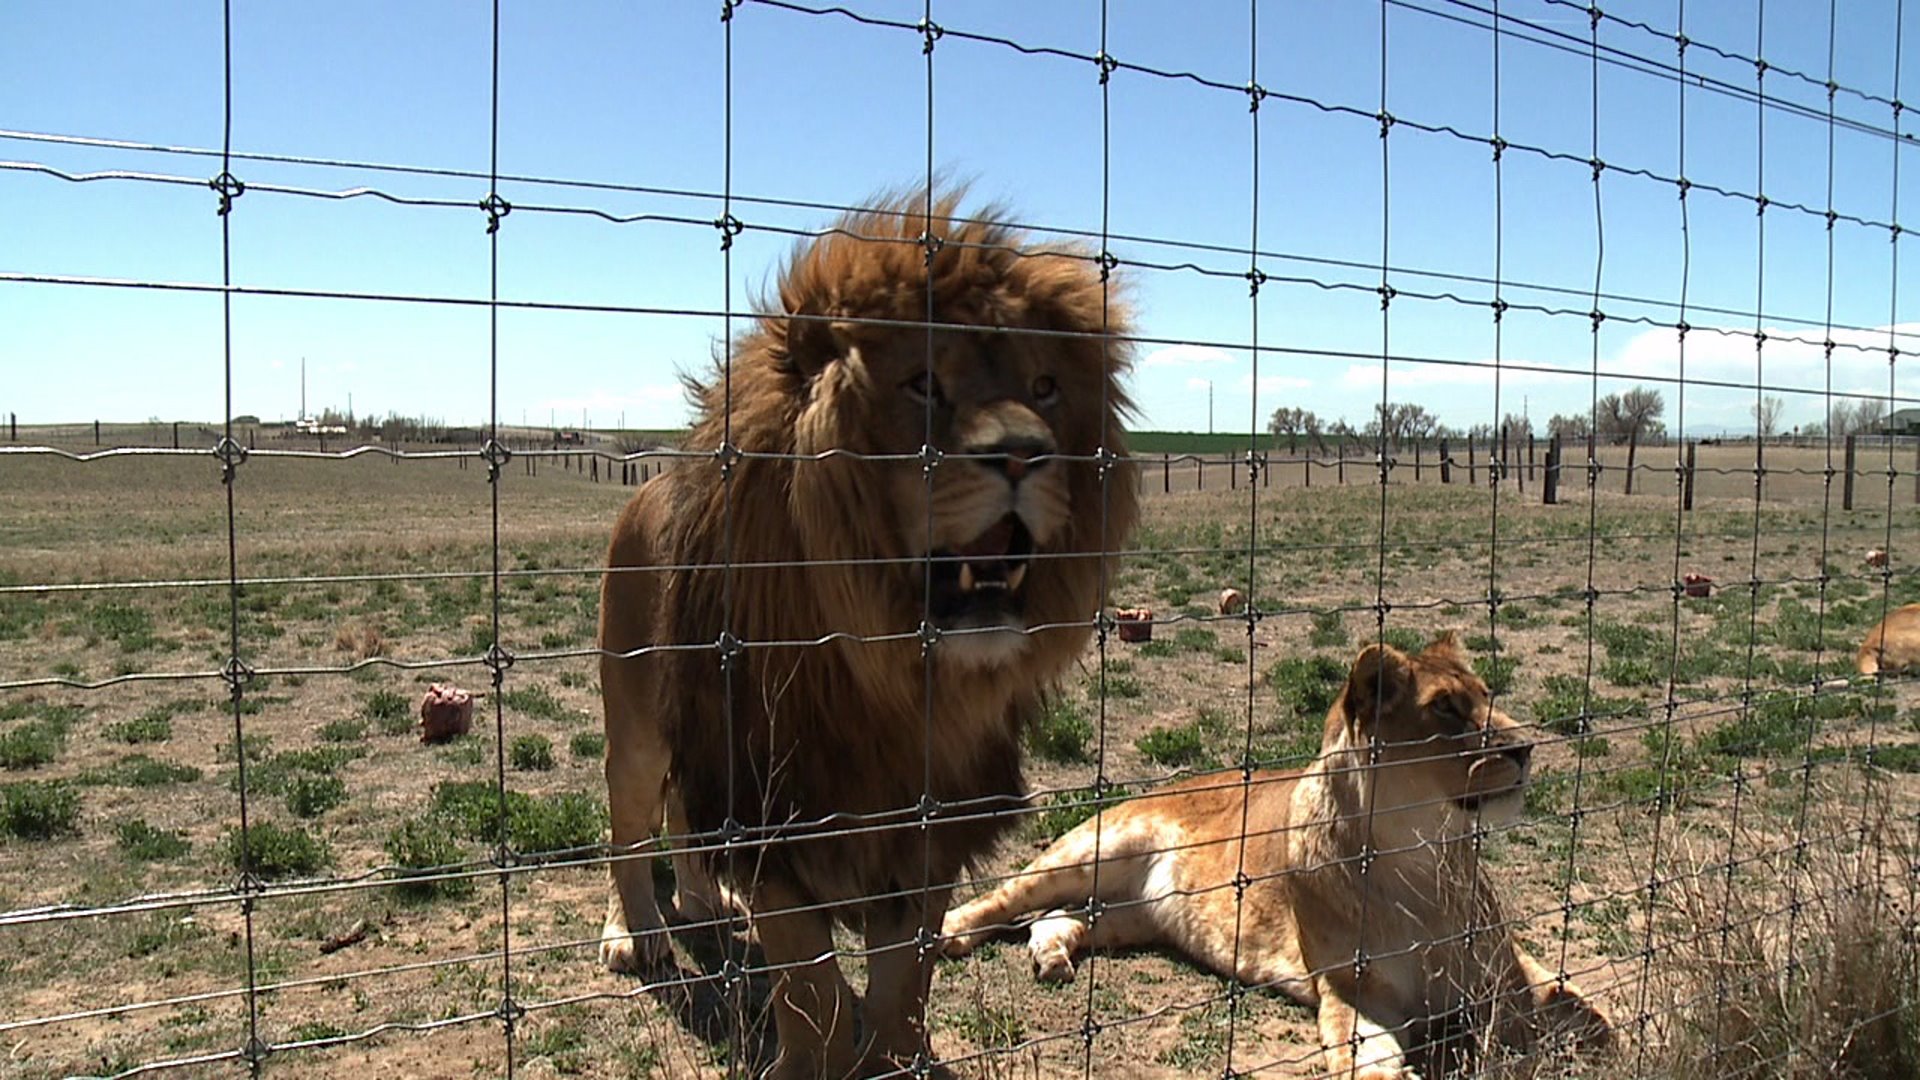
[1343,643,1412,732]
[1422,631,1465,663]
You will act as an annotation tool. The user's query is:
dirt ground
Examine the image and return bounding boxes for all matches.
[2,438,1917,1079]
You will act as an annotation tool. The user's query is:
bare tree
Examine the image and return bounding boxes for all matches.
[1365,402,1440,448]
[1267,406,1323,453]
[1548,412,1592,440]
[1501,413,1534,441]
[1595,386,1666,444]
[1829,399,1860,437]
[1854,397,1888,435]
[1752,395,1786,440]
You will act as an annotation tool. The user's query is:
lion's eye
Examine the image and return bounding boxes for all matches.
[905,371,944,405]
[1032,375,1059,405]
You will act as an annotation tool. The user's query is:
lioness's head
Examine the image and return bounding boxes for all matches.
[1331,633,1532,834]
[716,189,1135,671]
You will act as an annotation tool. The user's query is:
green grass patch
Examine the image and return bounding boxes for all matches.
[0,780,81,839]
[82,754,203,788]
[365,688,413,736]
[510,734,557,772]
[224,822,330,879]
[316,718,368,743]
[0,716,69,769]
[430,780,606,858]
[1027,697,1093,764]
[1266,654,1347,720]
[502,685,584,725]
[1027,783,1133,842]
[117,819,191,861]
[384,817,474,900]
[284,772,347,818]
[568,731,605,760]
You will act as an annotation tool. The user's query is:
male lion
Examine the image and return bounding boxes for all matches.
[597,190,1137,1078]
[1857,602,1920,675]
[942,635,1614,1078]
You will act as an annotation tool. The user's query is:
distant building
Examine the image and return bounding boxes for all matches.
[1883,408,1920,436]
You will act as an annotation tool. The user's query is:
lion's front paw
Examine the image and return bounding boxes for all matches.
[599,922,671,974]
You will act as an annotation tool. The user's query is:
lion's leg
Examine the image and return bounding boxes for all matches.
[857,887,951,1073]
[1502,943,1615,1054]
[664,786,741,926]
[600,652,674,974]
[756,881,857,1080]
[1025,902,1160,984]
[940,810,1161,959]
[1315,981,1415,1080]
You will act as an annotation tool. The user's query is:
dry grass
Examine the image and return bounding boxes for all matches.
[2,442,1919,1077]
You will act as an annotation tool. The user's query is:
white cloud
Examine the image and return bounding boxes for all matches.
[1143,343,1239,368]
[1243,373,1312,394]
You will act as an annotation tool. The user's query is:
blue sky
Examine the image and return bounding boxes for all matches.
[5,0,1919,436]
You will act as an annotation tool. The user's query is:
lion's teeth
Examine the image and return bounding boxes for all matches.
[959,563,976,592]
[1007,563,1027,592]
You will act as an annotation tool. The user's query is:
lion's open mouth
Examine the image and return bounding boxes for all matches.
[926,514,1035,624]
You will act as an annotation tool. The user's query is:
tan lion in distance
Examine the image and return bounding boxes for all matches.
[942,635,1615,1078]
[597,189,1138,1078]
[1857,602,1920,676]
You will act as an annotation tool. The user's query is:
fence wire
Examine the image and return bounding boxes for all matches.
[3,2,1919,1079]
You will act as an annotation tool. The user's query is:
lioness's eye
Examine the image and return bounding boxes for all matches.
[1032,375,1059,404]
[905,371,943,404]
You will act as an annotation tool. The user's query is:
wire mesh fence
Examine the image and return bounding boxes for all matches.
[4,1,1919,1078]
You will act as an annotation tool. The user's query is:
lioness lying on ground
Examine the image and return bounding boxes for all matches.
[942,634,1614,1078]
[1858,602,1920,675]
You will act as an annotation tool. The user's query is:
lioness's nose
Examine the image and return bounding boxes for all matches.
[973,434,1054,483]
[1500,743,1532,770]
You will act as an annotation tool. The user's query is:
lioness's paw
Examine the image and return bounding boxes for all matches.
[1031,944,1077,984]
[599,924,670,974]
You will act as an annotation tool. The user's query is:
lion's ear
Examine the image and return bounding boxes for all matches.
[1343,643,1413,732]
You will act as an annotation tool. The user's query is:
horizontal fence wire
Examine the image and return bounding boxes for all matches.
[3,1,1918,1078]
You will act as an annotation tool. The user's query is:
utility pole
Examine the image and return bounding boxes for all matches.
[1208,381,1214,435]
[300,357,307,420]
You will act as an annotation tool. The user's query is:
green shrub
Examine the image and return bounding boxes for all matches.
[316,718,368,743]
[510,734,556,772]
[1026,698,1092,764]
[430,780,605,858]
[365,689,412,735]
[1028,784,1132,841]
[384,817,473,900]
[116,819,190,861]
[224,822,329,879]
[0,718,68,770]
[1266,654,1347,719]
[284,772,347,818]
[1308,610,1348,648]
[106,711,174,745]
[568,731,606,760]
[82,754,202,788]
[1472,655,1519,696]
[0,780,81,839]
[1135,723,1216,770]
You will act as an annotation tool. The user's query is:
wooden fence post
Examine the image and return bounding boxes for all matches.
[1414,441,1423,482]
[1683,440,1697,512]
[1624,430,1638,495]
[94,419,100,446]
[1543,434,1561,505]
[1195,457,1203,491]
[1528,436,1536,483]
[1230,454,1238,490]
[1338,439,1346,485]
[1164,453,1171,494]
[1439,439,1452,484]
[1468,438,1477,486]
[1843,434,1858,511]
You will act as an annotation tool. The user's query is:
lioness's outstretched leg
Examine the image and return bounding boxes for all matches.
[1314,982,1416,1080]
[756,880,857,1080]
[1504,943,1615,1052]
[941,808,1171,978]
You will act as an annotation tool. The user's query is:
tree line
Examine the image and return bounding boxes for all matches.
[1267,385,1671,451]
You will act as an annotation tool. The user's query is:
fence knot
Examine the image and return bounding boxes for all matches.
[1490,298,1508,320]
[494,996,527,1026]
[714,213,744,250]
[1675,319,1691,336]
[1823,338,1837,356]
[209,171,245,216]
[1754,193,1770,216]
[916,792,941,820]
[1375,109,1395,138]
[917,17,943,54]
[916,619,942,652]
[1245,267,1267,297]
[1244,81,1267,113]
[1097,249,1120,280]
[1489,134,1507,161]
[918,442,944,472]
[212,435,249,471]
[242,1034,272,1066]
[479,438,513,470]
[1377,283,1396,310]
[221,656,257,694]
[1588,308,1605,331]
[1589,156,1605,181]
[1093,51,1119,84]
[484,641,516,678]
[1753,329,1768,346]
[718,0,742,21]
[713,441,742,474]
[1673,31,1689,54]
[715,631,745,663]
[1676,176,1691,200]
[479,192,512,234]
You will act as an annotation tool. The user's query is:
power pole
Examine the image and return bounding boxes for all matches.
[1208,381,1214,435]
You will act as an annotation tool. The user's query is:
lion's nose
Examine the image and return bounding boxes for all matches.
[973,434,1054,483]
[1500,743,1532,771]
